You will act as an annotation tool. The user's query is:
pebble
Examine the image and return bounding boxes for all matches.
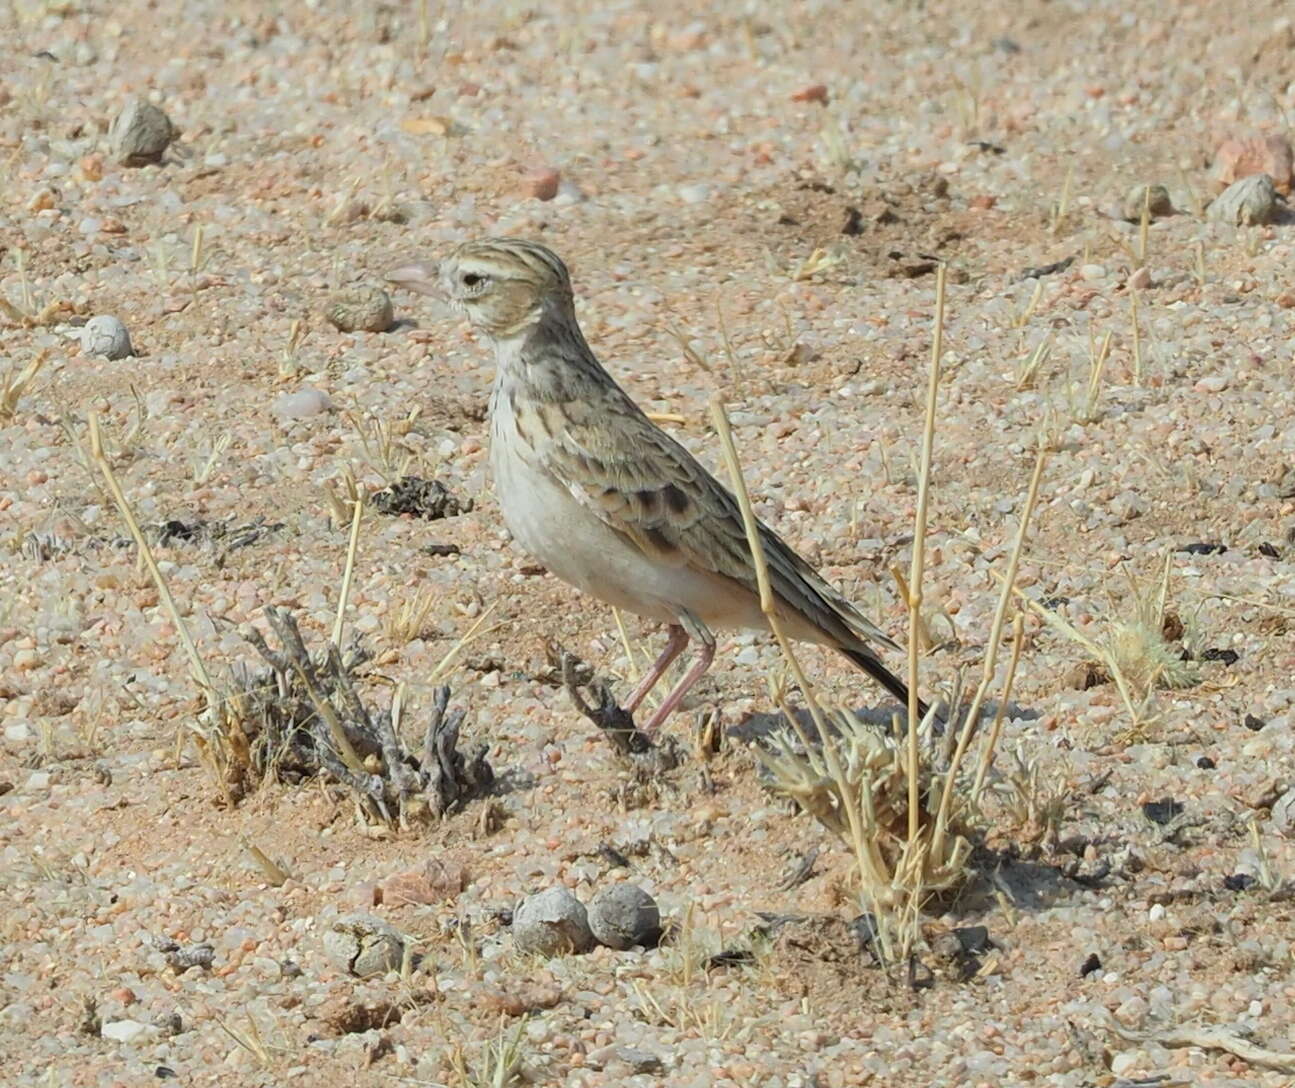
[1194,374,1229,393]
[4,721,31,742]
[323,914,407,977]
[587,883,662,950]
[1121,183,1172,221]
[1126,266,1152,290]
[1213,134,1294,194]
[512,888,594,956]
[274,388,333,418]
[1207,174,1279,226]
[1079,263,1108,282]
[101,1019,156,1043]
[81,315,134,359]
[791,83,829,104]
[326,286,394,333]
[521,168,561,201]
[109,97,175,166]
[378,856,468,906]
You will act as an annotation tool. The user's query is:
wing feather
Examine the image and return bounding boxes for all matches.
[527,391,900,653]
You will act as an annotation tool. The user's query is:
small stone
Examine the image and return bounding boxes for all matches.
[521,168,560,201]
[791,83,829,104]
[1126,266,1152,290]
[378,856,468,907]
[324,914,407,977]
[615,1047,664,1074]
[109,97,175,166]
[1207,174,1279,226]
[4,721,31,742]
[273,388,333,419]
[164,942,213,972]
[11,645,37,673]
[101,1019,156,1043]
[326,286,394,333]
[1213,134,1294,194]
[968,193,997,210]
[1079,263,1108,282]
[1194,374,1229,393]
[587,883,661,950]
[1121,184,1173,221]
[512,888,594,957]
[1142,797,1183,825]
[81,315,133,360]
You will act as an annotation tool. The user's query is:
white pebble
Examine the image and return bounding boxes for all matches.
[1080,263,1108,282]
[101,1019,156,1043]
[274,388,333,419]
[81,315,133,359]
[677,183,711,204]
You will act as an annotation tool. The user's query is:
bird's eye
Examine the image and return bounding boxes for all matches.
[462,272,484,288]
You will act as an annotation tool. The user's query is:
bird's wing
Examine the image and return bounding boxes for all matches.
[523,390,900,653]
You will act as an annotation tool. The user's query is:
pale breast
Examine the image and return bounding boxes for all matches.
[487,387,774,631]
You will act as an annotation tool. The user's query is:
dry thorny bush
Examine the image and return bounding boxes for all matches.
[211,606,493,827]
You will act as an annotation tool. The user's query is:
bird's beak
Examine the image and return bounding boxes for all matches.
[385,259,443,298]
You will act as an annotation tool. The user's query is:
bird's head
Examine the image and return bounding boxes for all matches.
[386,237,575,340]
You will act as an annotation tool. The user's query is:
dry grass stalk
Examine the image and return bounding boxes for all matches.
[905,264,947,842]
[87,413,219,706]
[0,350,47,419]
[331,491,364,646]
[930,442,1047,855]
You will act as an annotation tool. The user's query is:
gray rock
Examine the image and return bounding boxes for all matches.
[327,286,394,333]
[1122,183,1173,221]
[81,315,133,359]
[616,1047,665,1074]
[587,883,661,950]
[324,913,407,977]
[273,388,333,418]
[513,887,594,956]
[1207,174,1279,226]
[109,97,174,166]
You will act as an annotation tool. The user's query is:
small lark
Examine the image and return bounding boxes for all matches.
[388,239,924,730]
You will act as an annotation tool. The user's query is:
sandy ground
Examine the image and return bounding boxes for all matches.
[2,0,1294,1084]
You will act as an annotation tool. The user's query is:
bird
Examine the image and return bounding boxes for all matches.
[387,238,926,731]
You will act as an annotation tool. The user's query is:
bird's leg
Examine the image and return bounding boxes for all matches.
[641,615,715,733]
[623,623,689,713]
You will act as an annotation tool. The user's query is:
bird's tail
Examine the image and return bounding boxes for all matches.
[837,646,930,723]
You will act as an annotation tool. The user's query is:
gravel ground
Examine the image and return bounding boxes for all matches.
[2,1,1294,1085]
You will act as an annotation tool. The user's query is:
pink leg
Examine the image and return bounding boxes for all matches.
[642,637,716,733]
[624,624,689,713]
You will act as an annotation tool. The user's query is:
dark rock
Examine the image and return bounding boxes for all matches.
[587,884,661,950]
[1142,798,1183,825]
